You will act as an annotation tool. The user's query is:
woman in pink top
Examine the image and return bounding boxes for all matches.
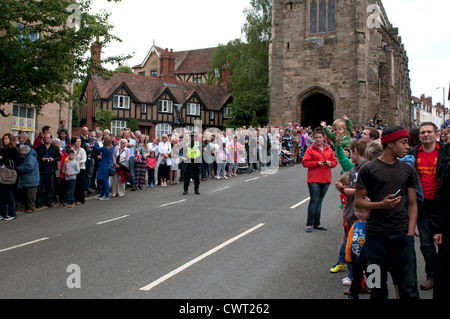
[227,136,242,176]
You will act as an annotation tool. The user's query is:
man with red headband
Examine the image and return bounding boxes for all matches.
[355,126,420,299]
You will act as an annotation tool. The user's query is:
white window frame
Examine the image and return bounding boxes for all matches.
[185,126,195,134]
[141,104,147,114]
[156,123,172,137]
[187,103,201,116]
[192,74,202,83]
[158,100,173,113]
[113,95,130,109]
[111,120,127,136]
[223,106,232,119]
[12,104,36,141]
[210,111,215,120]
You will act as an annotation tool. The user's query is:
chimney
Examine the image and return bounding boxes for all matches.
[91,36,102,74]
[160,48,176,83]
[221,59,231,92]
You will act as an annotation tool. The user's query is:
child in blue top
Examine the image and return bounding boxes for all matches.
[345,201,370,299]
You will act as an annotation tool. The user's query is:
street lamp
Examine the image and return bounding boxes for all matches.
[437,87,446,126]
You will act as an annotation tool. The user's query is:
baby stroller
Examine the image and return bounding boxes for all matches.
[237,148,252,174]
[280,149,294,167]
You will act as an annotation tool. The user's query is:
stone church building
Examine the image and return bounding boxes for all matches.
[269,0,412,129]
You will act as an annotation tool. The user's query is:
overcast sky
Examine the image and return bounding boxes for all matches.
[90,0,450,107]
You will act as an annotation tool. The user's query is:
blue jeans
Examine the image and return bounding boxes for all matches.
[306,183,330,227]
[417,200,438,281]
[36,172,55,206]
[0,184,16,218]
[147,168,155,186]
[85,157,94,190]
[65,179,76,205]
[365,230,419,299]
[99,178,110,198]
[128,157,135,187]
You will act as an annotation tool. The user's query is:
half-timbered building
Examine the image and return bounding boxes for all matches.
[79,48,232,138]
[132,44,216,85]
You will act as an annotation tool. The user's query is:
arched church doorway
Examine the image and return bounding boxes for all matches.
[300,93,334,129]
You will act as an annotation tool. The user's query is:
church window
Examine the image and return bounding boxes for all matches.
[319,0,327,33]
[310,0,336,34]
[328,0,336,32]
[310,0,317,34]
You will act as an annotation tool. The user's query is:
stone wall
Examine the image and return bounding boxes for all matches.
[269,0,412,128]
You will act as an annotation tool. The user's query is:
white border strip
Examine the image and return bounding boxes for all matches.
[0,237,50,254]
[290,197,310,209]
[96,215,130,225]
[160,199,187,207]
[140,223,265,291]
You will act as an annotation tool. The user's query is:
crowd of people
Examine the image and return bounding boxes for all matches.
[301,115,449,300]
[1,116,449,300]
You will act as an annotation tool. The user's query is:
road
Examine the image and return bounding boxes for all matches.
[0,164,432,301]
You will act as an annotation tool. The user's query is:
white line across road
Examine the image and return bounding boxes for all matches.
[289,197,310,209]
[209,186,229,193]
[139,223,265,292]
[0,237,50,254]
[244,176,260,183]
[96,215,130,225]
[160,199,187,208]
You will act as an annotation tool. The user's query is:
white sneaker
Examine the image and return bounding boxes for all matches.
[4,215,16,221]
[342,277,352,286]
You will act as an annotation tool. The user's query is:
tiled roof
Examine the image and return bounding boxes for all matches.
[91,73,231,111]
[174,47,216,74]
[133,46,216,75]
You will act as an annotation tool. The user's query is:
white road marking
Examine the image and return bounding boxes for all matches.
[290,197,310,209]
[139,223,265,291]
[96,215,130,225]
[0,237,50,254]
[244,177,260,182]
[160,199,187,207]
[209,186,229,193]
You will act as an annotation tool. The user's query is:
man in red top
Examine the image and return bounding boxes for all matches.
[410,122,443,291]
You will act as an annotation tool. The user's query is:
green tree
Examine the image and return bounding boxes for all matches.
[95,108,117,131]
[127,118,139,133]
[114,65,133,74]
[207,0,271,127]
[0,0,132,117]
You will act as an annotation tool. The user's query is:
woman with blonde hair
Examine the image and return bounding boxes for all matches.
[111,139,130,197]
[94,135,114,200]
[157,134,172,186]
[71,136,86,205]
[134,134,149,190]
[170,135,180,184]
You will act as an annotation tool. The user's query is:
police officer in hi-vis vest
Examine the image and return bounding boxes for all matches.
[183,132,201,195]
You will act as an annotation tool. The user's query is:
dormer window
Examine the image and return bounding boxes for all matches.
[186,103,200,116]
[158,100,173,113]
[113,95,130,109]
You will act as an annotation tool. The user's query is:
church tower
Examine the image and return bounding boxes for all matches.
[269,0,412,129]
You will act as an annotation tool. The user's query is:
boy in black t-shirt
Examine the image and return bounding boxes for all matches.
[355,126,420,299]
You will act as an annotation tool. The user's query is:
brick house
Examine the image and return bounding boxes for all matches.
[132,44,217,84]
[78,47,232,138]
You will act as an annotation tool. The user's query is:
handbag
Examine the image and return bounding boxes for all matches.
[108,165,117,176]
[0,160,17,185]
